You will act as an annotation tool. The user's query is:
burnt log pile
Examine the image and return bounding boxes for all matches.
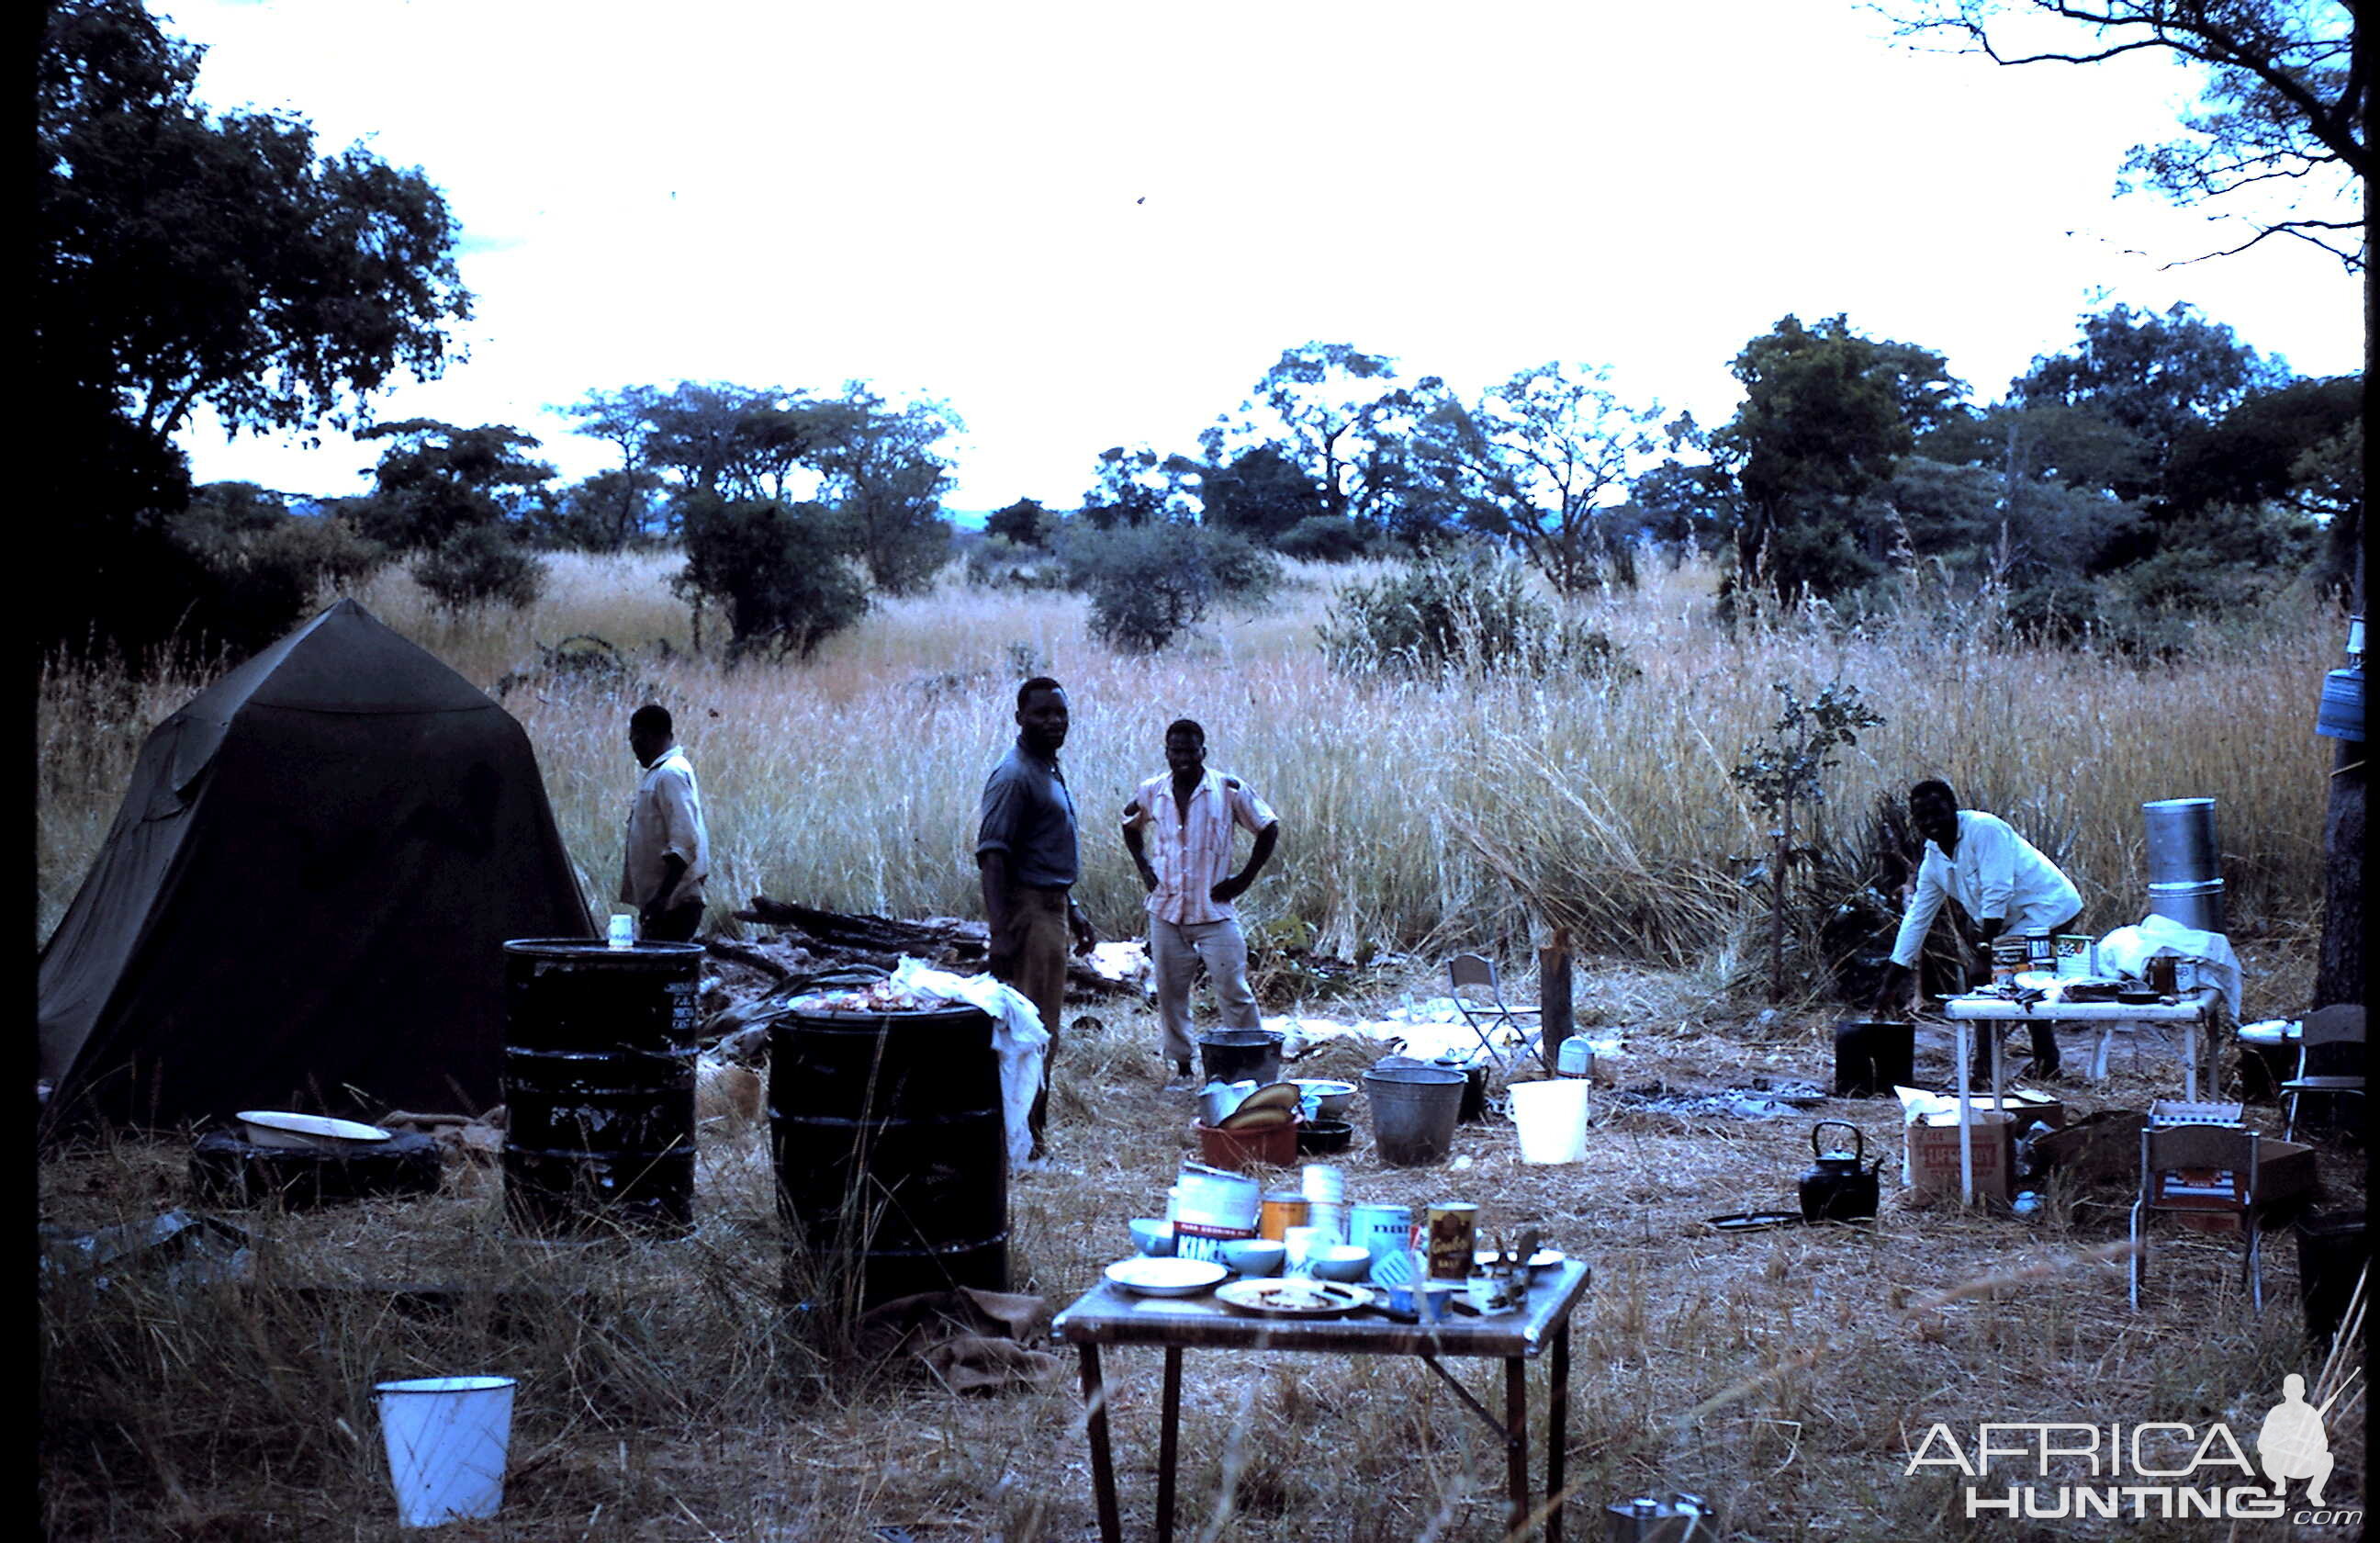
[719,895,1139,1001]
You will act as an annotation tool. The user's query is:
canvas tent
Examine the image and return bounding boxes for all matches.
[39,599,596,1131]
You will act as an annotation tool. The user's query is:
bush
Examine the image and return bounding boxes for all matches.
[676,493,869,661]
[961,534,1068,591]
[163,501,392,654]
[1317,555,1633,681]
[1061,522,1280,653]
[1274,514,1381,562]
[410,524,544,611]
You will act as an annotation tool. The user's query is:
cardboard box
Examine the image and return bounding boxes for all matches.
[2151,1138,2318,1215]
[1906,1109,2015,1205]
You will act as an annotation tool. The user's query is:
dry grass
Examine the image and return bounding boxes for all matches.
[38,970,2366,1541]
[39,550,2346,985]
[36,550,2363,1538]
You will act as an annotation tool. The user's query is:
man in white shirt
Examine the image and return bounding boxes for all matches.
[1873,779,2082,1076]
[621,704,710,942]
[1121,719,1280,1085]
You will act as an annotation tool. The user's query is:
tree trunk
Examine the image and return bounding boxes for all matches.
[2314,539,2364,1008]
[2313,739,2363,1008]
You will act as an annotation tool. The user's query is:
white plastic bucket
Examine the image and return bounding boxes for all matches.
[1508,1080,1590,1165]
[375,1376,516,1527]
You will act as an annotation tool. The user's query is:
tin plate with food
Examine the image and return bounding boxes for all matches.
[1214,1278,1373,1318]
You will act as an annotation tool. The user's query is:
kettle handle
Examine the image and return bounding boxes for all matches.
[1812,1120,1864,1161]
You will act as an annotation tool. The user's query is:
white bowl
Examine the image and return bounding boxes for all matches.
[1308,1245,1374,1282]
[1105,1257,1229,1297]
[1290,1079,1357,1119]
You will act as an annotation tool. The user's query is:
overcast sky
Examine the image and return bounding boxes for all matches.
[164,0,2363,514]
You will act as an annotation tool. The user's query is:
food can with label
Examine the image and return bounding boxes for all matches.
[1258,1192,1309,1242]
[1990,938,2027,990]
[1423,1201,1478,1280]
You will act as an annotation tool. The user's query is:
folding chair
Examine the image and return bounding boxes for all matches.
[1447,953,1546,1076]
[2129,1122,2264,1313]
[2283,1004,2366,1143]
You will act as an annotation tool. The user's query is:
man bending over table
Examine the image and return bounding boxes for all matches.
[1872,779,2082,1079]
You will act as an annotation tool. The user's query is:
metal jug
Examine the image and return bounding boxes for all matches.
[1799,1120,1880,1223]
[1606,1492,1719,1541]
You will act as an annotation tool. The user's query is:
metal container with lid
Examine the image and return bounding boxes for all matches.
[2141,798,2220,885]
[2148,878,2227,936]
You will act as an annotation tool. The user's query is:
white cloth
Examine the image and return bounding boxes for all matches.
[1889,811,2082,968]
[1121,768,1277,926]
[2096,913,2241,1017]
[885,957,1050,1170]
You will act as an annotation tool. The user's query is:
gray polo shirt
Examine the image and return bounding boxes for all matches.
[976,738,1079,888]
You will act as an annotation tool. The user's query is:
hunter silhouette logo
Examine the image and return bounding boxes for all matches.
[2256,1372,2343,1506]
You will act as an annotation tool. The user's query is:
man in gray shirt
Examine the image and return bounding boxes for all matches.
[977,677,1096,1158]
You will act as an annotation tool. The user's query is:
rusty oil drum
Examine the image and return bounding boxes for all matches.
[500,940,702,1236]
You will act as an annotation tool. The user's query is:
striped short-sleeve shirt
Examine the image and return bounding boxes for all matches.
[1122,768,1278,926]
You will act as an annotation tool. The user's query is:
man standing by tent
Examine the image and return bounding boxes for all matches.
[623,705,711,943]
[1122,718,1280,1087]
[978,677,1096,1159]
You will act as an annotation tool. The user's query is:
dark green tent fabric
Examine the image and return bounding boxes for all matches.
[39,599,595,1130]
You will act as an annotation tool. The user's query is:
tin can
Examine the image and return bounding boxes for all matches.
[1348,1202,1412,1263]
[2025,929,2052,972]
[1990,938,2026,990]
[1258,1192,1309,1241]
[1424,1201,1477,1280]
[2052,934,2094,978]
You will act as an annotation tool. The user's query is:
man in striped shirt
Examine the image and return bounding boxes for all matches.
[1122,719,1281,1085]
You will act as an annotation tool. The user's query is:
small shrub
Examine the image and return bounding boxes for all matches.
[164,502,392,654]
[1063,523,1280,653]
[962,535,1068,591]
[410,524,545,611]
[1273,514,1380,562]
[675,493,869,661]
[1316,555,1632,680]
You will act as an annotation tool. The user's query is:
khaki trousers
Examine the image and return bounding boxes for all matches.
[1151,915,1261,1065]
[994,886,1072,1152]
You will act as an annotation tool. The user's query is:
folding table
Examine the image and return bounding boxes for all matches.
[1940,986,2225,1204]
[1053,1260,1592,1542]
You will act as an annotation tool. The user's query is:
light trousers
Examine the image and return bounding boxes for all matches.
[1151,914,1261,1064]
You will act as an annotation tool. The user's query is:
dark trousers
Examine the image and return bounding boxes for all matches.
[1970,910,2080,1076]
[644,904,703,943]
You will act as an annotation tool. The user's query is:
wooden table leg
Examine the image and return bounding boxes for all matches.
[1157,1346,1182,1543]
[1506,1356,1529,1537]
[1078,1344,1122,1543]
[1548,1320,1570,1543]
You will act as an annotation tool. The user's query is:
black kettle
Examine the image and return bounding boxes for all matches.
[1800,1121,1880,1222]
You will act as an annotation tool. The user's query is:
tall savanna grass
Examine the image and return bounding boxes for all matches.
[39,548,2341,981]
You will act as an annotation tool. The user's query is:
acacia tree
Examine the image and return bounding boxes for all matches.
[1411,363,1665,594]
[1893,1,2365,267]
[1227,344,1437,530]
[817,389,961,595]
[559,385,665,547]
